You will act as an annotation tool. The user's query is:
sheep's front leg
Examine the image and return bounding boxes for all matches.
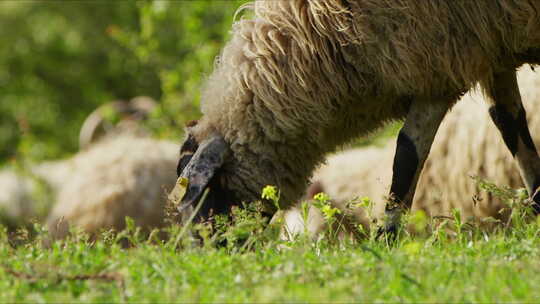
[484,71,540,213]
[377,100,449,239]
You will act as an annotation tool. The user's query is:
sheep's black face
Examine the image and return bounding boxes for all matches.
[174,122,236,223]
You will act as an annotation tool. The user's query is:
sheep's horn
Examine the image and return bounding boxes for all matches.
[79,101,129,149]
[79,97,157,149]
[178,134,230,214]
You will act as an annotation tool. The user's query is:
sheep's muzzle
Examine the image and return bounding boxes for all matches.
[170,133,231,223]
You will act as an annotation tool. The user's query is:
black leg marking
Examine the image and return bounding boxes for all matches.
[517,108,537,152]
[532,190,540,214]
[390,131,419,203]
[515,109,540,214]
[488,105,519,156]
[489,104,540,214]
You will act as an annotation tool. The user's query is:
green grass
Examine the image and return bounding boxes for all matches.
[2,220,540,302]
[2,181,540,303]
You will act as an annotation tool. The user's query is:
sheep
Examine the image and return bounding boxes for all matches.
[174,0,540,236]
[0,97,160,227]
[283,66,540,237]
[0,136,178,238]
[47,135,178,239]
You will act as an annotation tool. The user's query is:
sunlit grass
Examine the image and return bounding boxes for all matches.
[1,180,540,302]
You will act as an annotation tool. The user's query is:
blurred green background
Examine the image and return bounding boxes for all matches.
[0,0,398,168]
[0,0,246,166]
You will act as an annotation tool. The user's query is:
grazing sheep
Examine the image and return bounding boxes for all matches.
[79,96,156,149]
[0,136,178,237]
[47,135,178,239]
[0,97,167,235]
[175,0,540,236]
[284,66,540,237]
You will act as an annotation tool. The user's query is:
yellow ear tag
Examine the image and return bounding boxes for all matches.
[168,177,189,205]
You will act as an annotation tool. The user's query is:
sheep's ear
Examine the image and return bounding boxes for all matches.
[178,134,230,211]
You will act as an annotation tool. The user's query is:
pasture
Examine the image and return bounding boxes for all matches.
[2,1,540,302]
[2,182,540,302]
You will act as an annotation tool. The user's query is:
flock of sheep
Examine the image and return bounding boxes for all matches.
[2,0,540,240]
[1,67,539,240]
[0,98,178,237]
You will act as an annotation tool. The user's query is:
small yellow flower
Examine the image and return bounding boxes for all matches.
[321,204,341,220]
[261,185,278,201]
[314,192,330,203]
[261,185,280,210]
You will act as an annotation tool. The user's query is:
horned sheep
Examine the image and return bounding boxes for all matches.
[47,135,178,238]
[175,0,540,236]
[0,97,177,238]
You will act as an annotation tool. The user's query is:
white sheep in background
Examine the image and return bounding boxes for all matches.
[0,97,175,237]
[174,0,540,236]
[284,66,540,237]
[47,135,178,238]
[0,136,178,237]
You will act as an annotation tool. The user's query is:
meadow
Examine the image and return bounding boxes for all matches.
[2,182,540,303]
[2,2,540,303]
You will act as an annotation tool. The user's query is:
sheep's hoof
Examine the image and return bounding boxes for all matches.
[375,223,399,243]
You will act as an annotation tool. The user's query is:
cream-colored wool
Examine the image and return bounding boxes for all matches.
[0,97,164,230]
[188,0,540,211]
[0,170,37,223]
[0,160,76,226]
[47,136,178,238]
[0,135,179,234]
[284,67,540,236]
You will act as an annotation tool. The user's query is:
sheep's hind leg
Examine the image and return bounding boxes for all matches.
[483,71,540,214]
[377,100,449,240]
